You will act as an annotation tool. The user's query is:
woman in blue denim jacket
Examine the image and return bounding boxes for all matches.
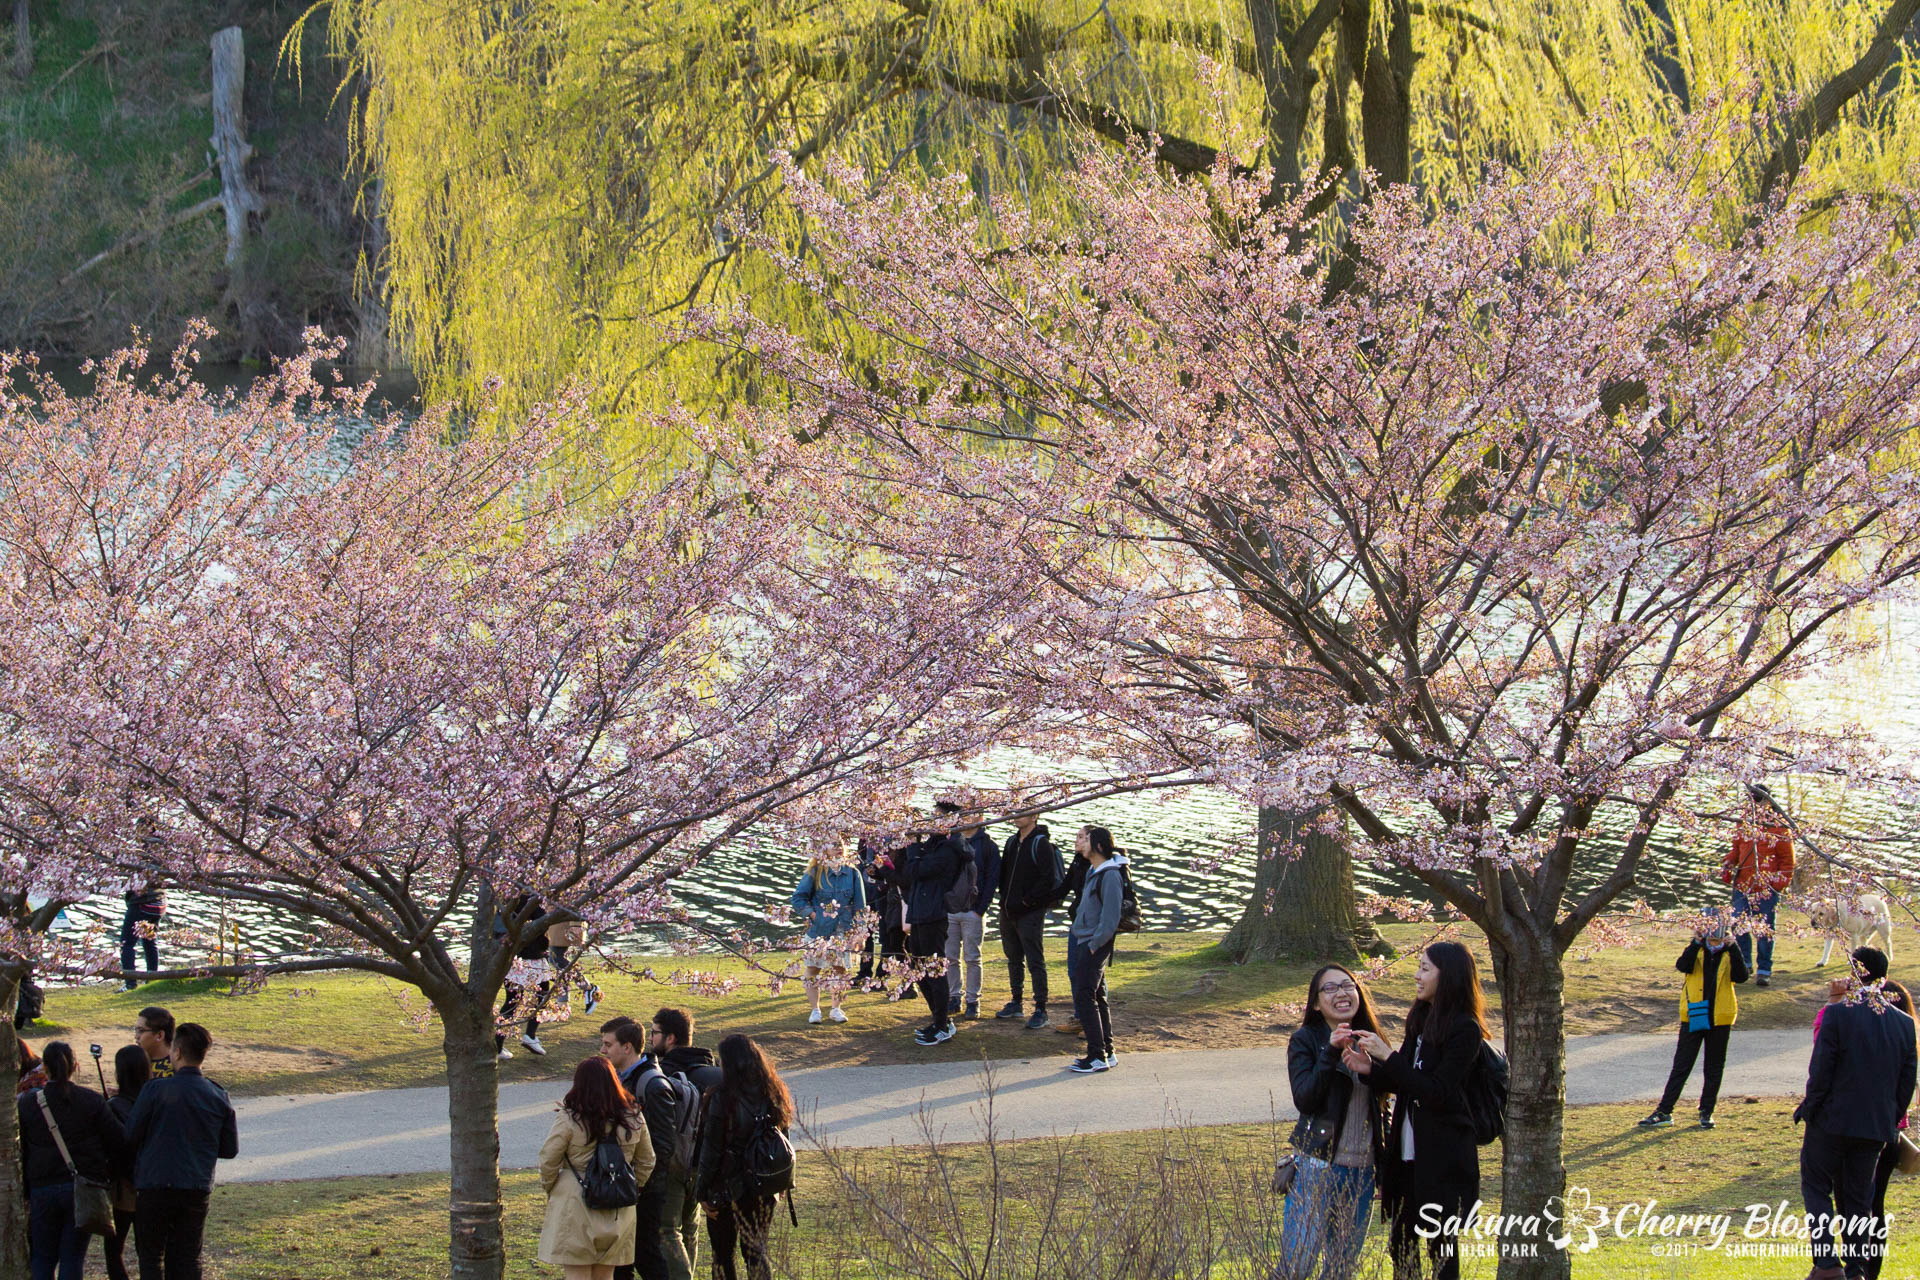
[791,852,867,1025]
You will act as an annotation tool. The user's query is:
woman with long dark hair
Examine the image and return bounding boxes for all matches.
[1279,964,1388,1279]
[695,1034,795,1280]
[16,1041,125,1280]
[1347,941,1491,1280]
[536,1056,654,1280]
[101,1046,151,1280]
[1065,825,1126,1073]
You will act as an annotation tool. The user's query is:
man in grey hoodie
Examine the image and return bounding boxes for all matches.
[1066,825,1126,1073]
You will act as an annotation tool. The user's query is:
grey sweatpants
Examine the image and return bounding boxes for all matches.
[944,910,985,1004]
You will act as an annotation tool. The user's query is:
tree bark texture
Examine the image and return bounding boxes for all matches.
[209,25,267,351]
[0,966,26,1280]
[443,999,507,1280]
[1221,806,1383,963]
[1492,938,1573,1280]
[9,0,30,81]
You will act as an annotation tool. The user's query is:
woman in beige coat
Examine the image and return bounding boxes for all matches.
[538,1056,656,1279]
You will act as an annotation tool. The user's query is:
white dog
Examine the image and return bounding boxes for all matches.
[1809,893,1894,967]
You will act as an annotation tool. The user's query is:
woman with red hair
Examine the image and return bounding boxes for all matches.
[537,1056,655,1280]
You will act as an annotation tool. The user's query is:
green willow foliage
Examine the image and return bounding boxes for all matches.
[304,0,1920,433]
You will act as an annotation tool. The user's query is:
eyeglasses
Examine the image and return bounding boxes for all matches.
[133,1025,152,1035]
[1317,982,1359,997]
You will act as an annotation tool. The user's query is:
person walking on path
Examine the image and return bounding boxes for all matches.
[18,1041,126,1280]
[496,898,556,1060]
[1065,826,1126,1074]
[1795,947,1917,1280]
[944,812,1000,1022]
[903,817,964,1046]
[125,1022,238,1280]
[1279,965,1386,1280]
[995,812,1062,1030]
[119,885,165,990]
[1346,941,1491,1280]
[537,1057,654,1280]
[1640,912,1749,1130]
[1721,785,1794,988]
[790,848,867,1024]
[133,1008,173,1081]
[694,1035,794,1280]
[102,1046,151,1280]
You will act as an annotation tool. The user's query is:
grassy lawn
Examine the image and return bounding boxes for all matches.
[183,1101,1909,1279]
[22,918,1903,1097]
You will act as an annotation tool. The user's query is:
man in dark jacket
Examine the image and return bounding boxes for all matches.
[648,1008,723,1275]
[943,805,1001,1023]
[126,1022,238,1280]
[1794,948,1918,1280]
[995,814,1063,1029]
[599,1018,659,1280]
[903,820,964,1046]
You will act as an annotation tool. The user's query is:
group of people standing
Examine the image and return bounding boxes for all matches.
[536,1007,790,1280]
[795,807,1136,1074]
[15,1004,240,1280]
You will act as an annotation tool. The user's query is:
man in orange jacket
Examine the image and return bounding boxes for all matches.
[1719,784,1794,988]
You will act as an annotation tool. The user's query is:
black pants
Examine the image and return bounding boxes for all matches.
[1066,937,1113,1061]
[879,916,910,992]
[854,922,878,982]
[134,1188,209,1280]
[907,918,951,1030]
[1388,1177,1469,1280]
[1864,1137,1900,1280]
[706,1196,775,1280]
[1656,1024,1730,1116]
[120,906,161,978]
[1800,1123,1882,1274]
[621,1172,695,1280]
[103,1207,134,1280]
[495,974,552,1048]
[999,907,1048,1009]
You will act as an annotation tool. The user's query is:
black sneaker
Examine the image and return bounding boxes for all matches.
[1637,1110,1672,1128]
[1025,1009,1050,1030]
[963,1002,979,1020]
[1069,1055,1109,1074]
[913,1025,941,1046]
[995,1001,1024,1020]
[947,998,962,1016]
[1698,1114,1716,1130]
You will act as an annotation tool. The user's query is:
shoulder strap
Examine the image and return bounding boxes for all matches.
[33,1090,79,1175]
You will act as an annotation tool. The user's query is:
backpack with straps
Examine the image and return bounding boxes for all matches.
[1464,1040,1510,1146]
[573,1126,640,1210]
[942,845,978,914]
[1116,861,1143,933]
[637,1064,702,1180]
[740,1105,797,1200]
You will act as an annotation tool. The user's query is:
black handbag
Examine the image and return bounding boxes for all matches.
[571,1128,639,1211]
[33,1091,115,1235]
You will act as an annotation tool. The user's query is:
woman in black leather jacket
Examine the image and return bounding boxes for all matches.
[1278,963,1388,1280]
[1348,941,1490,1280]
[694,1035,793,1280]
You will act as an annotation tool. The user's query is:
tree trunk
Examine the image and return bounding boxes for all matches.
[0,965,26,1280]
[9,0,30,81]
[209,26,267,354]
[443,999,507,1280]
[1221,806,1383,963]
[1491,936,1572,1280]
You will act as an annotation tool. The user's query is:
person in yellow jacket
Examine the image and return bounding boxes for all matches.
[538,1057,656,1279]
[1639,912,1750,1131]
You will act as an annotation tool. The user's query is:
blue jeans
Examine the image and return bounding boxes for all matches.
[1732,888,1777,976]
[28,1181,87,1280]
[1278,1157,1375,1280]
[1066,937,1113,1061]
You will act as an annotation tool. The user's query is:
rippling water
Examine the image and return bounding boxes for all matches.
[52,604,1917,959]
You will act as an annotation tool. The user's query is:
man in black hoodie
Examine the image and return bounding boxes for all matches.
[995,812,1063,1030]
[646,1008,722,1279]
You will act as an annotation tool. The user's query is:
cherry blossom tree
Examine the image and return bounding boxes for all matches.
[725,121,1920,1277]
[0,345,1034,1280]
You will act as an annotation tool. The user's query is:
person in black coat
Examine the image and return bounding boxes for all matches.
[902,824,963,1046]
[18,1041,127,1280]
[1348,941,1491,1280]
[125,1022,239,1280]
[102,1046,152,1280]
[1794,947,1918,1280]
[995,815,1063,1029]
[693,1035,793,1280]
[1280,964,1389,1280]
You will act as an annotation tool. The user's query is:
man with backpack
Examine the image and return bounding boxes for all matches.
[605,1018,703,1280]
[943,804,1001,1023]
[904,812,966,1046]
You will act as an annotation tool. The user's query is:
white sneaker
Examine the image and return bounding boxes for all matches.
[933,1023,957,1043]
[497,1047,513,1061]
[828,1007,847,1023]
[583,985,602,1016]
[808,1008,823,1024]
[520,1034,547,1056]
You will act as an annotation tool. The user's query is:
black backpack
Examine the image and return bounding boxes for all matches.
[638,1066,702,1180]
[1465,1040,1509,1146]
[573,1128,640,1210]
[1116,862,1143,933]
[942,848,978,914]
[13,977,44,1030]
[740,1106,796,1199]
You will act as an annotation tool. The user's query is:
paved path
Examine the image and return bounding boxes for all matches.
[225,1029,1816,1183]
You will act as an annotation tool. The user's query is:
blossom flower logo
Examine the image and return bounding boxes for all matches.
[1546,1188,1604,1254]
